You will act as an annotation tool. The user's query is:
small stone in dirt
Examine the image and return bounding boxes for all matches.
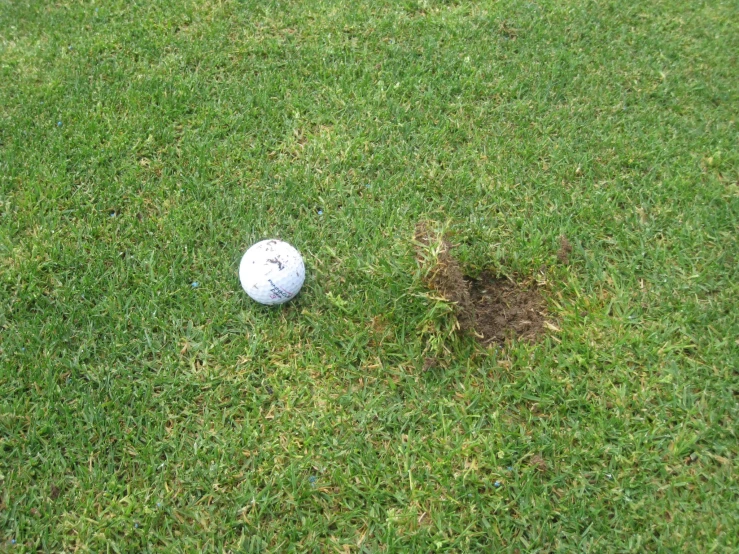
[685,452,699,465]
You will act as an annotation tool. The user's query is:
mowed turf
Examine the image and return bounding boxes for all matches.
[1,0,738,551]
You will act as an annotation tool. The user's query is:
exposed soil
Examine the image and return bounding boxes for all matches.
[414,224,476,332]
[416,224,548,345]
[528,454,548,473]
[557,235,572,264]
[466,272,546,345]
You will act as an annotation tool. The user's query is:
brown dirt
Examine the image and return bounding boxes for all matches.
[416,224,548,345]
[467,272,546,345]
[414,224,476,332]
[528,454,548,473]
[557,235,572,264]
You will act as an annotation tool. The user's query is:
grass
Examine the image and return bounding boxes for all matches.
[1,0,738,551]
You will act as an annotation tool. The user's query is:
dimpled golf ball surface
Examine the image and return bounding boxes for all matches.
[239,240,305,305]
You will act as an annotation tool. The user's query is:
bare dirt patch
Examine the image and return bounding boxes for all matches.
[414,224,476,332]
[416,224,548,345]
[528,454,549,473]
[557,235,572,264]
[467,272,546,345]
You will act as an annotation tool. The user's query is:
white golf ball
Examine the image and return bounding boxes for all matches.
[239,240,305,305]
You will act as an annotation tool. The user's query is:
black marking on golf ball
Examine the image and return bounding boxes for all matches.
[267,257,285,270]
[267,279,293,299]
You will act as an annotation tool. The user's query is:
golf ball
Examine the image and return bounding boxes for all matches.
[239,240,305,305]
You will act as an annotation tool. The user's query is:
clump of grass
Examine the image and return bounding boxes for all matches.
[414,221,475,330]
[412,222,468,358]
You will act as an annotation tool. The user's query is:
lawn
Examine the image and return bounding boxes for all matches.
[1,0,738,551]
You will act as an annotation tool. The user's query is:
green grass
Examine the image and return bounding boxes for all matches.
[1,0,738,551]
